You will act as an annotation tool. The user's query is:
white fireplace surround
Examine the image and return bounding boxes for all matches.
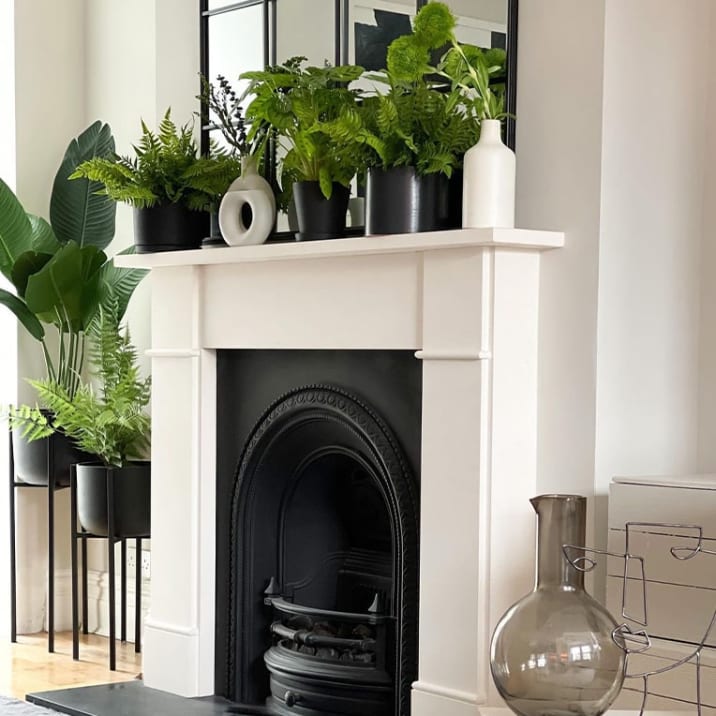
[118,227,564,716]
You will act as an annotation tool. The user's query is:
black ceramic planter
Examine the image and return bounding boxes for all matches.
[12,411,91,486]
[76,461,151,537]
[293,181,350,241]
[134,203,209,253]
[365,166,459,236]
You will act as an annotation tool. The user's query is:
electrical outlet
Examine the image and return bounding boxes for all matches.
[127,546,137,570]
[141,549,151,579]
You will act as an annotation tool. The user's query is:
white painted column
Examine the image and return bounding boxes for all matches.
[142,267,217,697]
[411,247,542,716]
[412,248,487,716]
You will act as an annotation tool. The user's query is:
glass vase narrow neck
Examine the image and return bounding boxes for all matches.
[531,494,586,590]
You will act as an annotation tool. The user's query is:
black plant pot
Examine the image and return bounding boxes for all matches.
[448,169,464,230]
[134,203,209,253]
[293,181,350,241]
[365,166,454,236]
[76,461,151,538]
[12,411,92,486]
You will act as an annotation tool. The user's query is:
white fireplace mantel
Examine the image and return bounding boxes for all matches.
[117,227,564,716]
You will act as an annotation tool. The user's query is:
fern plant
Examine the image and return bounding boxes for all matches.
[241,59,366,199]
[326,4,479,178]
[8,303,151,467]
[330,3,509,177]
[72,109,241,212]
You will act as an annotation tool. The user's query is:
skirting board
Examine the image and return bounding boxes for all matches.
[411,684,482,716]
[40,569,150,640]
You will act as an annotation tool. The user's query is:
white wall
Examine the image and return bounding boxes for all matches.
[518,0,711,599]
[82,0,200,576]
[8,0,200,634]
[594,0,707,548]
[11,0,87,634]
[516,0,606,507]
[698,7,716,471]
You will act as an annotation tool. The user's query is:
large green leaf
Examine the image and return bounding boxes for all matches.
[24,242,106,332]
[27,214,60,254]
[50,121,117,250]
[0,177,32,281]
[11,251,53,297]
[0,287,44,340]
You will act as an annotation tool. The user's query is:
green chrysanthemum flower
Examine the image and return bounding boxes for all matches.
[413,2,457,49]
[387,35,430,82]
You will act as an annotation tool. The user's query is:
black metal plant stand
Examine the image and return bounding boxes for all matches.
[70,465,149,670]
[9,431,71,652]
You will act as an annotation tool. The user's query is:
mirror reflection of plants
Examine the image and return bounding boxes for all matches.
[198,74,254,159]
[0,121,146,399]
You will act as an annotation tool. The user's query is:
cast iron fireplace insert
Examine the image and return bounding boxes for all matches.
[214,350,422,715]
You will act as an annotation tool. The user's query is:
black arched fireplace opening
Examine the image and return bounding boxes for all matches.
[215,351,421,716]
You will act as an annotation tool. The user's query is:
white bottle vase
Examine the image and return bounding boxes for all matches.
[462,119,515,228]
[219,155,276,246]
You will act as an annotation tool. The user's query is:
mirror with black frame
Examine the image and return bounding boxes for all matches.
[200,0,518,241]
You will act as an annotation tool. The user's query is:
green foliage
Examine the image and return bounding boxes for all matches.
[335,2,483,177]
[0,122,146,398]
[241,59,366,199]
[72,110,241,211]
[6,405,54,442]
[411,2,456,49]
[342,83,478,177]
[10,303,151,467]
[50,121,117,248]
[439,43,508,121]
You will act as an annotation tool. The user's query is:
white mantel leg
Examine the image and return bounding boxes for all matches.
[142,267,217,697]
[412,248,541,716]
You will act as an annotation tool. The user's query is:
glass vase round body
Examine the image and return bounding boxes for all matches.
[490,495,625,716]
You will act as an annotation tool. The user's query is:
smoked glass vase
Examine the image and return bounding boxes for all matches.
[490,494,625,716]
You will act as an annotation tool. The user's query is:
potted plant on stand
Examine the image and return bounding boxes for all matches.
[9,301,151,668]
[72,109,241,253]
[11,300,152,538]
[0,121,146,485]
[241,58,366,241]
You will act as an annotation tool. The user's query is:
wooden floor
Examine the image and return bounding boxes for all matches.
[0,632,141,700]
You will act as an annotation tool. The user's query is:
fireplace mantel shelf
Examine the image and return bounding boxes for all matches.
[115,227,564,269]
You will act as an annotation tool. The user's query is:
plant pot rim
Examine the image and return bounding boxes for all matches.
[293,179,351,189]
[135,201,194,210]
[76,460,150,470]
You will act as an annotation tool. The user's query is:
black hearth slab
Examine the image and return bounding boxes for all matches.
[26,682,241,716]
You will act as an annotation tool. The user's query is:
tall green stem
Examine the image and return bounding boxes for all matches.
[66,331,76,397]
[40,339,56,383]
